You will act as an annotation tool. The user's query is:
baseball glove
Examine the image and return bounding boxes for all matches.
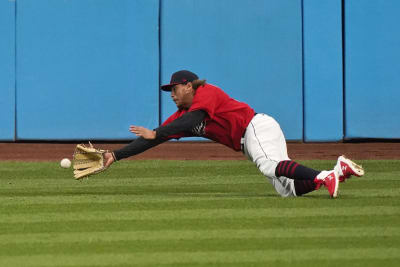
[73,142,107,179]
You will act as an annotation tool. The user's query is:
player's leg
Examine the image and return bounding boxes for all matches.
[243,114,338,197]
[243,114,295,197]
[276,156,364,195]
[275,160,338,197]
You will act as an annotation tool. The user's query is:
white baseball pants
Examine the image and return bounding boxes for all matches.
[242,113,297,197]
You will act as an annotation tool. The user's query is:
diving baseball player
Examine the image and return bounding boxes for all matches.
[104,70,364,198]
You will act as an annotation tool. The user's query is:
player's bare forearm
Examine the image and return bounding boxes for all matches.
[129,126,156,140]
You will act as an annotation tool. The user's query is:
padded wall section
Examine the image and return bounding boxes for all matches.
[303,0,343,141]
[345,0,400,138]
[16,0,159,140]
[0,0,15,140]
[160,0,303,140]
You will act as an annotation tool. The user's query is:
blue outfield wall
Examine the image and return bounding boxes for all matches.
[1,0,399,141]
[344,0,400,139]
[302,0,343,141]
[16,0,159,140]
[161,0,303,141]
[0,0,15,141]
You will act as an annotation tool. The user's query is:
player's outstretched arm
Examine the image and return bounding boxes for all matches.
[127,110,206,141]
[106,110,206,167]
[155,110,206,139]
[111,136,166,162]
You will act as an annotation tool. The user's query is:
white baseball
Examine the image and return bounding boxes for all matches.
[60,158,71,168]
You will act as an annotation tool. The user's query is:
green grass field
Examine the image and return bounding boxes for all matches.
[0,159,399,267]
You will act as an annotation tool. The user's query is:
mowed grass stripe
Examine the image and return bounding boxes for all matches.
[0,175,266,188]
[3,215,398,235]
[1,237,399,257]
[340,188,400,197]
[2,172,398,187]
[0,183,397,197]
[1,199,399,215]
[0,195,275,206]
[1,248,399,266]
[1,227,399,244]
[0,180,398,197]
[0,183,271,197]
[1,176,398,187]
[1,206,398,223]
[0,178,397,196]
[0,184,396,199]
[154,259,400,267]
[1,187,399,207]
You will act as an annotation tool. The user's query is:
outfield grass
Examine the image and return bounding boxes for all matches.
[0,159,399,267]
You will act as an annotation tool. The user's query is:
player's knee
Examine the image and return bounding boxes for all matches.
[259,164,277,179]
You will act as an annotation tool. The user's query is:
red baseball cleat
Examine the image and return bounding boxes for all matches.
[335,155,365,182]
[314,170,339,198]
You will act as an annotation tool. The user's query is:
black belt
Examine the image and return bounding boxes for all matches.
[241,112,257,153]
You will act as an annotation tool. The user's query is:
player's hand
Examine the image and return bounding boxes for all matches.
[104,152,115,168]
[129,125,156,140]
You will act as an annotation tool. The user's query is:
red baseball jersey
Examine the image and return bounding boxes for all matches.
[162,83,255,151]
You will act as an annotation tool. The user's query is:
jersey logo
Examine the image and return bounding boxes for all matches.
[191,121,206,136]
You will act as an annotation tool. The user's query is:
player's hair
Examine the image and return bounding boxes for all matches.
[191,79,207,90]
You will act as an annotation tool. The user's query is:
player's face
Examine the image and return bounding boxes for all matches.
[171,83,194,109]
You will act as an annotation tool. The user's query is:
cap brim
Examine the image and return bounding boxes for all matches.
[160,83,178,91]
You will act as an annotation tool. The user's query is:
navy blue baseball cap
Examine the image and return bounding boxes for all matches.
[161,70,199,91]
